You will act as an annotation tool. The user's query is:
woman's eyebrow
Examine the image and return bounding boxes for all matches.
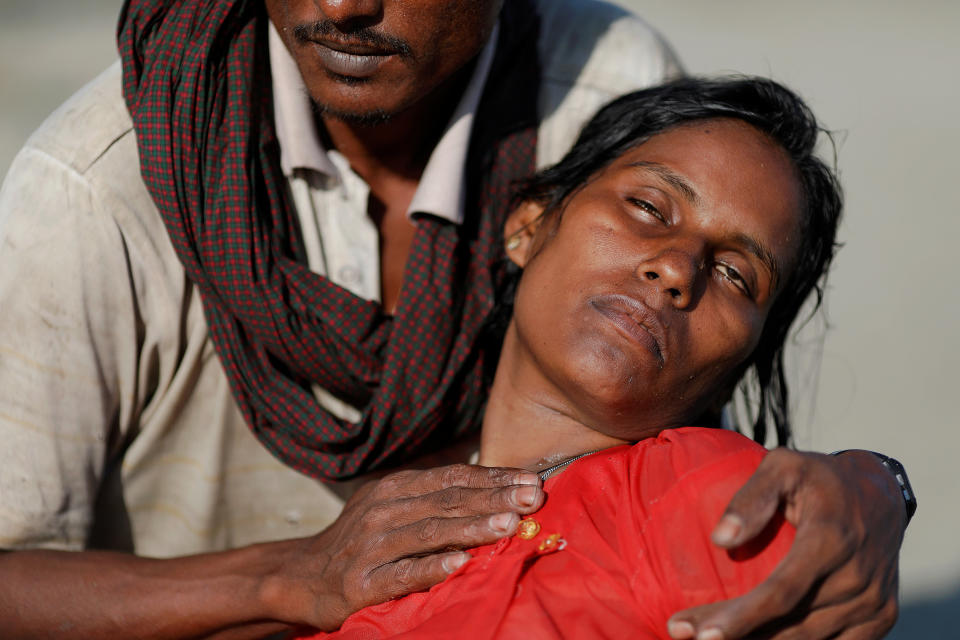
[731,231,781,289]
[627,161,701,206]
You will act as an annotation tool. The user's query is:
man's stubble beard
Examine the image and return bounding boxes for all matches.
[311,100,394,127]
[294,20,413,127]
[308,75,397,127]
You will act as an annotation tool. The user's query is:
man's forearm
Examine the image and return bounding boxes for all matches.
[0,464,545,638]
[0,542,298,639]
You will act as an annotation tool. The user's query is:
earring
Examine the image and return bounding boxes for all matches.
[506,234,521,251]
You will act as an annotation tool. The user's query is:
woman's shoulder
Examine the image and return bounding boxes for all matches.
[647,425,766,457]
[542,427,770,539]
[545,428,774,556]
[558,427,766,499]
[622,427,767,501]
[624,429,792,616]
[541,427,790,628]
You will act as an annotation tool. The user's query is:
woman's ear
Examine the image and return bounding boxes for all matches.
[504,201,545,267]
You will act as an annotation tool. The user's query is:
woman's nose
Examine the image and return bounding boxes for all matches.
[638,247,703,309]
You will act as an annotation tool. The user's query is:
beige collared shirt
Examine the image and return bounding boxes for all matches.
[0,0,681,556]
[269,21,499,421]
[269,21,498,301]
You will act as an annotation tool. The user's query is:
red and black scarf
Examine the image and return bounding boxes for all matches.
[118,0,541,480]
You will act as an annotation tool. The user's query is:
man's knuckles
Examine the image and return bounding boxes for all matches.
[368,470,419,499]
[388,556,423,593]
[410,514,508,548]
[765,449,848,496]
[414,517,443,544]
[875,596,899,632]
[750,580,804,619]
[352,501,394,536]
[434,485,469,513]
[439,463,484,489]
[763,447,807,478]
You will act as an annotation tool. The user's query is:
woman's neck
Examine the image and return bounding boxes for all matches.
[478,325,631,472]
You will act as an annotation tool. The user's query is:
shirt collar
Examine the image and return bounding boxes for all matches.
[407,22,498,224]
[268,20,499,225]
[269,22,339,178]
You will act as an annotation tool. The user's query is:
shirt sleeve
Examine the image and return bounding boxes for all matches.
[0,144,139,550]
[626,429,795,635]
[535,0,685,167]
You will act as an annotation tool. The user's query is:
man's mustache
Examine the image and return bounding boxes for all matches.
[292,20,413,57]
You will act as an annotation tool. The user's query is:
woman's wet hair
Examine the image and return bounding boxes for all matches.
[495,76,843,447]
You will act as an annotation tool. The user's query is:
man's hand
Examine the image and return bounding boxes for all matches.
[0,464,541,639]
[667,449,904,640]
[262,463,544,631]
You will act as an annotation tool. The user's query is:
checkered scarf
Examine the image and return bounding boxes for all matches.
[118,0,540,479]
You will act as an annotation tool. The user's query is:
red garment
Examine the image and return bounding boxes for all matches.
[296,428,794,639]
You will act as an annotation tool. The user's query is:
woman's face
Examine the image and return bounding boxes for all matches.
[508,118,804,439]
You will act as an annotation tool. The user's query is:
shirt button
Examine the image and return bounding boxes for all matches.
[338,265,361,285]
[517,517,541,540]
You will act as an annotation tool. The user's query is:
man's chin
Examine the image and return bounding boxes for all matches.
[312,101,394,127]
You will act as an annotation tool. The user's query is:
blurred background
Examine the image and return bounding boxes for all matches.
[1,0,957,637]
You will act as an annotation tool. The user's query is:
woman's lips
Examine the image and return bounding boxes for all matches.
[590,296,666,366]
[310,40,393,78]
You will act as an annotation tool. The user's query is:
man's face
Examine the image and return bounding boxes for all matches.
[507,119,804,439]
[265,0,502,123]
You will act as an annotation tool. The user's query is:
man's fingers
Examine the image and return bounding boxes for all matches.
[668,594,896,640]
[669,529,847,640]
[377,464,540,498]
[381,511,523,560]
[713,449,798,548]
[364,551,473,603]
[676,450,904,640]
[758,597,898,640]
[759,573,898,640]
[667,602,724,639]
[390,483,545,524]
[307,463,547,627]
[829,610,898,640]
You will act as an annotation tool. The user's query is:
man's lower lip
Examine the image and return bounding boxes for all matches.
[592,303,664,364]
[312,43,390,78]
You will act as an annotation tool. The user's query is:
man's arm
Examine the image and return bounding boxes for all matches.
[0,137,544,637]
[667,449,904,640]
[0,464,544,638]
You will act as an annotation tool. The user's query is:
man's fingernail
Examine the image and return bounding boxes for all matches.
[489,512,518,534]
[712,515,743,545]
[517,472,540,486]
[667,620,695,639]
[442,553,470,573]
[696,627,724,640]
[513,485,539,507]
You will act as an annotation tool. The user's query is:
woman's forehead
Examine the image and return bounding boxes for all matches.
[606,119,804,271]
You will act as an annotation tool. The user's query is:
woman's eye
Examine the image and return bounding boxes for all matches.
[715,262,752,297]
[626,197,666,223]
